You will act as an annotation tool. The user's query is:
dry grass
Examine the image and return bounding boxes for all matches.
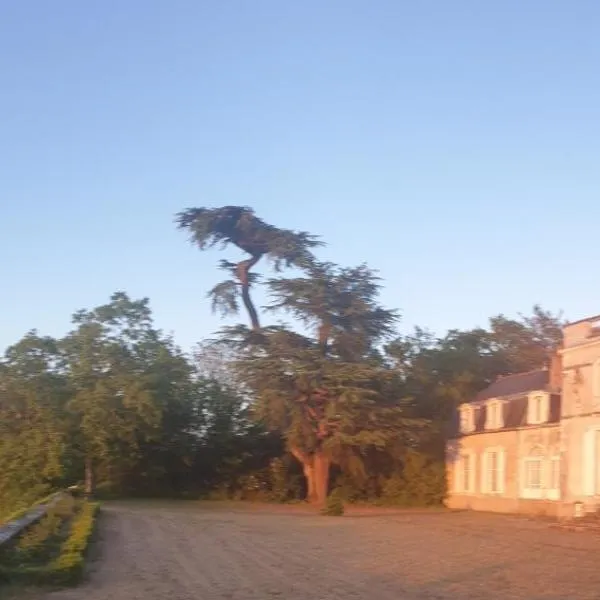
[24,500,600,600]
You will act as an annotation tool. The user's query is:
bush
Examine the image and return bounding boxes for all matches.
[321,488,344,516]
[16,512,62,562]
[380,452,446,507]
[268,458,289,503]
[48,500,100,584]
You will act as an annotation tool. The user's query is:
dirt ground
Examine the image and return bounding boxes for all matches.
[29,501,600,600]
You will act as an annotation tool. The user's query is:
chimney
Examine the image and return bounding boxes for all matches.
[548,350,563,391]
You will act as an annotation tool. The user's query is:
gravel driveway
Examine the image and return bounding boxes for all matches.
[41,502,600,600]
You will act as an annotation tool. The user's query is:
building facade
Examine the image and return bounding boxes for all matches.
[446,315,600,518]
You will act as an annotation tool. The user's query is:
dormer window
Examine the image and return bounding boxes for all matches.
[486,400,503,429]
[460,405,475,433]
[528,392,549,425]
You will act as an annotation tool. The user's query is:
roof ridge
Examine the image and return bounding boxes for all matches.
[496,368,546,380]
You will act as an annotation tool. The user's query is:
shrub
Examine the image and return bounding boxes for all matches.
[321,488,344,516]
[268,458,289,503]
[47,500,100,584]
[52,495,76,520]
[16,512,61,560]
[380,452,447,507]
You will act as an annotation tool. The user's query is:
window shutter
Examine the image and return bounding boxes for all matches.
[498,449,506,494]
[480,452,487,494]
[583,430,595,496]
[471,453,477,493]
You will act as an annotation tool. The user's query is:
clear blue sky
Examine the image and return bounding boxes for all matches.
[1,1,599,352]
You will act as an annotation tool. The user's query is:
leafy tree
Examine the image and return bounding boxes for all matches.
[0,333,68,518]
[61,293,172,495]
[181,216,421,504]
[385,306,565,454]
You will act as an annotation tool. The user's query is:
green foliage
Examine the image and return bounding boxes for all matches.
[15,512,61,564]
[380,452,446,507]
[0,333,68,521]
[0,492,59,526]
[321,488,344,516]
[0,500,100,586]
[176,206,322,271]
[0,494,81,585]
[0,204,567,532]
[269,458,290,503]
[48,501,100,584]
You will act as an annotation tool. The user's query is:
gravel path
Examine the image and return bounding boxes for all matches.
[41,502,600,600]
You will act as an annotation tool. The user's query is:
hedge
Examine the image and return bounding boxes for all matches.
[0,500,100,586]
[47,500,100,584]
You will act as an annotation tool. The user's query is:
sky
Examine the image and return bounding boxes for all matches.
[1,1,599,353]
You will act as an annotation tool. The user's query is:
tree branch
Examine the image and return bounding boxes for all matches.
[236,255,262,331]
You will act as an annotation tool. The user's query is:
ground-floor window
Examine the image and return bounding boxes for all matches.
[482,448,505,494]
[522,457,544,499]
[520,451,561,500]
[455,452,475,493]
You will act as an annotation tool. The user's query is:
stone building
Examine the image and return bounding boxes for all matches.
[446,314,600,517]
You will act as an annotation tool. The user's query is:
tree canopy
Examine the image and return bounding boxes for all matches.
[0,207,565,517]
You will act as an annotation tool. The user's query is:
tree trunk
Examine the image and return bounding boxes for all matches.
[84,456,94,497]
[291,447,330,506]
[236,256,261,331]
[303,462,317,504]
[313,451,331,506]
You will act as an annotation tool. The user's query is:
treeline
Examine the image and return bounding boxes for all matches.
[0,207,563,516]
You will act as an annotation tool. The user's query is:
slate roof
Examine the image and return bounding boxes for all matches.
[474,369,549,402]
[452,369,561,437]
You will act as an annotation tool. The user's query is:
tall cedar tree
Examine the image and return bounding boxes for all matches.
[176,206,322,330]
[178,208,420,505]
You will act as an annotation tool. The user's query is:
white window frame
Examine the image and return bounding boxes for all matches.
[547,455,561,500]
[459,405,475,433]
[485,399,503,430]
[520,450,561,500]
[455,450,476,494]
[521,452,544,499]
[527,392,549,425]
[481,447,505,495]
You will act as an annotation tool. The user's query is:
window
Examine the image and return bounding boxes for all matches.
[522,457,544,498]
[521,448,561,500]
[528,393,548,425]
[455,452,475,493]
[486,400,503,429]
[459,406,474,433]
[482,449,505,494]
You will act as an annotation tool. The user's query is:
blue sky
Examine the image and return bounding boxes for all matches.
[1,1,599,352]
